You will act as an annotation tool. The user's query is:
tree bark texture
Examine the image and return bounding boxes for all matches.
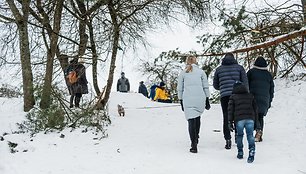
[40,0,64,109]
[302,0,306,24]
[99,1,120,108]
[6,0,35,112]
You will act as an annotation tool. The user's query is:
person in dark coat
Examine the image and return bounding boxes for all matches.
[228,81,259,163]
[65,58,88,108]
[149,84,158,100]
[138,81,148,98]
[117,72,130,92]
[213,52,249,149]
[247,56,274,142]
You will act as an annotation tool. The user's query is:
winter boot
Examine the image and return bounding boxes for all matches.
[225,139,231,149]
[247,149,255,163]
[237,149,243,159]
[255,130,263,142]
[190,143,198,153]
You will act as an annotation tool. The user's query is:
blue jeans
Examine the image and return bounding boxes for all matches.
[236,119,255,151]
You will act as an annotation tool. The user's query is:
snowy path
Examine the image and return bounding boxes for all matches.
[0,79,306,174]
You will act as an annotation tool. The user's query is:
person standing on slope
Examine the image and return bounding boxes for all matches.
[138,81,149,98]
[213,53,248,150]
[117,72,130,93]
[177,56,210,153]
[247,56,274,142]
[64,58,88,108]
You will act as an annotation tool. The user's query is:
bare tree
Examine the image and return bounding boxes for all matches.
[4,0,35,111]
[98,0,211,108]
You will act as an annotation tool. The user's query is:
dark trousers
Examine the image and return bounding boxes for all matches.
[221,96,231,140]
[258,113,265,131]
[70,93,82,107]
[188,116,201,145]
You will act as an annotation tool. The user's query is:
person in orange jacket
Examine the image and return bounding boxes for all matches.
[154,82,172,103]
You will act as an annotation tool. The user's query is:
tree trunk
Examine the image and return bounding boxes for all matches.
[40,0,64,109]
[6,0,35,111]
[302,0,306,24]
[99,2,120,108]
[88,20,101,96]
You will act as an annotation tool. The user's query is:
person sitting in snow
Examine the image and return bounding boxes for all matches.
[228,81,260,163]
[154,82,172,103]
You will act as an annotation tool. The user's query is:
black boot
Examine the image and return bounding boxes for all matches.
[237,149,243,159]
[247,149,255,163]
[225,139,231,149]
[190,143,198,153]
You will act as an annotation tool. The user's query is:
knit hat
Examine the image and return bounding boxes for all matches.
[254,56,268,67]
[160,82,165,87]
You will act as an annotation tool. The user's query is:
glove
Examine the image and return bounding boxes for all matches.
[228,122,234,132]
[205,97,211,110]
[180,100,184,111]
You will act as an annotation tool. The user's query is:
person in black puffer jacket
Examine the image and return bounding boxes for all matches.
[247,56,274,142]
[228,81,259,163]
[213,53,249,149]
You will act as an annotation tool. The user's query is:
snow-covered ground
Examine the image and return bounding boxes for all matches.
[0,78,306,174]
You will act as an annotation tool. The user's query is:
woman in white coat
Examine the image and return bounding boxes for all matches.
[177,56,210,153]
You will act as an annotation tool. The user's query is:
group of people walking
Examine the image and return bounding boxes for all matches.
[177,53,274,163]
[65,53,274,163]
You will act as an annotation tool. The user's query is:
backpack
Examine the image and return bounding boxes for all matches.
[68,70,78,84]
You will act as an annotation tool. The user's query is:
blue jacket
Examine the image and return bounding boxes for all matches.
[213,54,248,97]
[177,64,210,120]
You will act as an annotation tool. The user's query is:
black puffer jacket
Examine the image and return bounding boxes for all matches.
[247,57,274,115]
[228,83,259,128]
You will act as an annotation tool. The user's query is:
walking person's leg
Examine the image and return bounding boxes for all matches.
[195,116,201,144]
[245,119,255,163]
[255,113,264,142]
[236,120,245,159]
[188,118,198,153]
[221,96,231,149]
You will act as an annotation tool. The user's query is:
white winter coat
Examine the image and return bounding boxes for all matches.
[177,64,210,120]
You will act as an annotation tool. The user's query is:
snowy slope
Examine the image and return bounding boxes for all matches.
[0,78,305,174]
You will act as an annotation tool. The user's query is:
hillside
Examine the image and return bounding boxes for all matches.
[0,78,305,174]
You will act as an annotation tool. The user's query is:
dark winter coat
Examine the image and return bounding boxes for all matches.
[247,57,274,115]
[213,53,249,98]
[228,83,260,129]
[117,77,130,92]
[65,63,88,95]
[149,85,157,100]
[138,83,148,97]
